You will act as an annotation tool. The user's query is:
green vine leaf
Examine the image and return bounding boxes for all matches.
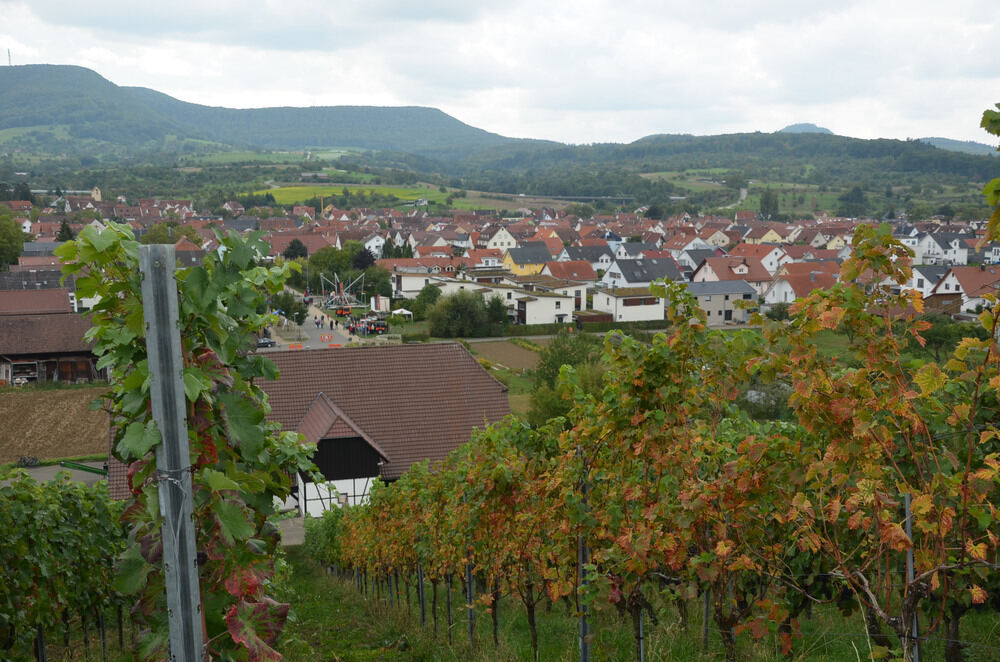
[114,544,153,595]
[218,391,267,456]
[119,421,161,459]
[214,499,256,544]
[201,468,241,492]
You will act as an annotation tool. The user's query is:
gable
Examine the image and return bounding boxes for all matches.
[259,343,510,480]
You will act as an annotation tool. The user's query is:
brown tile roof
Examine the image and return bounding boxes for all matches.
[729,243,785,259]
[0,313,94,354]
[697,256,772,284]
[544,260,597,281]
[947,266,1000,298]
[776,272,838,298]
[777,261,841,278]
[298,393,390,461]
[0,289,73,315]
[259,343,510,480]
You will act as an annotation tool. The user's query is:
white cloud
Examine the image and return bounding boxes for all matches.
[1,0,997,144]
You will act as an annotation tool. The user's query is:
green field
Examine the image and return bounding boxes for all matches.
[255,183,566,211]
[258,183,451,206]
[178,148,359,166]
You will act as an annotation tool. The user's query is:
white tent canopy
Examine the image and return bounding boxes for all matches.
[391,308,413,319]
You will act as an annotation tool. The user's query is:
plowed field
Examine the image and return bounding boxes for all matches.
[468,340,541,372]
[0,386,110,464]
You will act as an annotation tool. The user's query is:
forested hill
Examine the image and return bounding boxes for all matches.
[0,64,542,159]
[0,65,996,185]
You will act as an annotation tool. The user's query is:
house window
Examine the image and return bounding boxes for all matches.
[507,292,512,300]
[724,295,730,301]
[555,301,561,309]
[704,296,711,301]
[742,294,752,300]
[917,278,924,288]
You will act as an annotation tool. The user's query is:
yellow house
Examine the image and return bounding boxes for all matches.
[743,226,783,245]
[502,243,551,276]
[825,234,849,250]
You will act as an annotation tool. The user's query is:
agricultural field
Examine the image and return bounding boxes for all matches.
[467,340,541,373]
[258,183,451,206]
[175,147,362,166]
[0,385,110,464]
[257,183,571,211]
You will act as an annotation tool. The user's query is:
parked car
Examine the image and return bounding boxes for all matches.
[256,337,277,348]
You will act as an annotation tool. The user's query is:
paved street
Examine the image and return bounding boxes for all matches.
[262,302,376,351]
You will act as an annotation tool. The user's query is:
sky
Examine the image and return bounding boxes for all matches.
[1,0,998,147]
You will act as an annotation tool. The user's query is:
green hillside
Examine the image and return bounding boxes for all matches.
[0,64,535,160]
[120,86,526,158]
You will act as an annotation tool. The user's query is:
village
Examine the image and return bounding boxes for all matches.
[5,187,1000,342]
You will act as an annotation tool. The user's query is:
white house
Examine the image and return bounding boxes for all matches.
[911,233,969,266]
[363,233,386,259]
[592,286,666,323]
[929,266,1000,313]
[482,226,518,251]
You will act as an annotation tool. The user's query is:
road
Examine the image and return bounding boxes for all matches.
[262,303,359,351]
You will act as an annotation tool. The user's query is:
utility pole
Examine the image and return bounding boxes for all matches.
[140,244,205,662]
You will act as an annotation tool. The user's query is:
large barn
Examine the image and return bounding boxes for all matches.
[258,342,510,513]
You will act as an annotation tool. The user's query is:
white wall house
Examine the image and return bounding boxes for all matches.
[364,234,386,259]
[593,287,666,322]
[484,227,518,251]
[912,234,969,266]
[514,292,576,325]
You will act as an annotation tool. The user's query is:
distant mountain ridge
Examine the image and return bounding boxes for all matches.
[0,64,543,160]
[778,123,834,135]
[0,64,996,178]
[918,136,998,157]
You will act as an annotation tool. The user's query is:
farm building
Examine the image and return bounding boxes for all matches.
[259,342,510,514]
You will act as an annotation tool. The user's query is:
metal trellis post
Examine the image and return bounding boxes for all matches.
[140,245,205,662]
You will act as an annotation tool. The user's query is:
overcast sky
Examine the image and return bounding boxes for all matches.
[2,0,998,146]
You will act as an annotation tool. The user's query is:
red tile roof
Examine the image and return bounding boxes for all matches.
[946,266,1000,298]
[0,289,73,315]
[544,260,597,281]
[729,243,785,259]
[696,256,772,284]
[776,272,838,298]
[259,343,510,480]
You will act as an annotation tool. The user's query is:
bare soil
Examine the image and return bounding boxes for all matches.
[468,340,541,372]
[0,386,110,464]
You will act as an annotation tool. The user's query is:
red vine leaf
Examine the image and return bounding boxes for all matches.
[225,597,290,662]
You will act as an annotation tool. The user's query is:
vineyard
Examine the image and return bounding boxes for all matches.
[0,473,127,660]
[302,225,1000,662]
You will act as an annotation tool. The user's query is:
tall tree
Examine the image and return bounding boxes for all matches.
[351,247,376,270]
[283,238,308,260]
[56,219,75,241]
[759,188,779,220]
[427,290,489,337]
[0,215,25,268]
